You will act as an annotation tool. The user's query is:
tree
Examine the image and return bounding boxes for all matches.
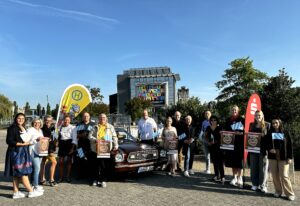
[261,68,300,122]
[37,103,41,116]
[82,86,108,117]
[51,104,59,119]
[46,103,51,115]
[165,97,206,127]
[25,102,31,115]
[125,97,152,123]
[13,101,18,116]
[41,107,45,116]
[85,85,104,103]
[215,57,268,117]
[0,94,13,119]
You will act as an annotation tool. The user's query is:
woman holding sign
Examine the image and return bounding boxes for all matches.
[248,110,270,192]
[266,118,295,201]
[27,118,45,193]
[4,113,43,198]
[162,117,178,176]
[88,113,118,188]
[223,105,245,187]
[205,116,225,183]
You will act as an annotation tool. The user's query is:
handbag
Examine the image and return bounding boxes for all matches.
[12,146,32,177]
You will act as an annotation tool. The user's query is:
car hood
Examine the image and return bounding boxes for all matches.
[119,140,156,153]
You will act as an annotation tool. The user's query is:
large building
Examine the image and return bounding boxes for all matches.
[116,67,180,114]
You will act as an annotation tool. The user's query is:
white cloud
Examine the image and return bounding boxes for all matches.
[6,0,119,23]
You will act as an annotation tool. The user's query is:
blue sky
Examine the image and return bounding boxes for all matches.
[0,0,300,110]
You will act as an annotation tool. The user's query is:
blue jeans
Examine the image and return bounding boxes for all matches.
[31,152,42,186]
[250,153,268,187]
[184,145,195,171]
[202,142,211,170]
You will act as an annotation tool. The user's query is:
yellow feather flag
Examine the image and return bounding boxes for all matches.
[55,84,92,132]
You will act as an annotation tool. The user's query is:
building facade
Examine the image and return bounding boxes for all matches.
[117,67,180,114]
[177,86,189,102]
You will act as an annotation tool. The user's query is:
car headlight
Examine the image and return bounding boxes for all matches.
[160,150,167,158]
[115,152,124,162]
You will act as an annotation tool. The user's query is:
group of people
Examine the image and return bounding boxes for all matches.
[137,107,296,201]
[4,112,118,199]
[4,106,296,201]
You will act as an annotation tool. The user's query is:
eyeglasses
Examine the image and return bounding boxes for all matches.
[210,120,217,122]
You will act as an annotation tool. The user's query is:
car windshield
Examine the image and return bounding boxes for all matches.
[115,128,136,142]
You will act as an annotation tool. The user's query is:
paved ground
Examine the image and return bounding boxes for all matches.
[0,129,299,206]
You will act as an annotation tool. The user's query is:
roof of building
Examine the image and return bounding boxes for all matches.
[122,67,180,80]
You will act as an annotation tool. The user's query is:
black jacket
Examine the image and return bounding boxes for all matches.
[172,119,189,142]
[266,130,293,160]
[6,124,24,147]
[249,122,270,156]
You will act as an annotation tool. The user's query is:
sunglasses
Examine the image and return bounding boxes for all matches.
[210,119,217,122]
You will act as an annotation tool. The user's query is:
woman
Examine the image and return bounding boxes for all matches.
[4,113,43,198]
[205,115,225,183]
[27,117,45,193]
[266,118,295,201]
[162,117,178,176]
[249,110,270,192]
[58,115,77,182]
[223,105,245,187]
[40,115,57,186]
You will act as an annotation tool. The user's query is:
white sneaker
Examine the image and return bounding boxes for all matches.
[230,177,237,186]
[237,176,243,188]
[33,185,44,192]
[92,180,97,186]
[251,185,257,191]
[188,169,194,175]
[183,171,190,177]
[260,186,268,193]
[288,196,295,201]
[101,182,107,188]
[221,177,226,184]
[202,169,211,174]
[12,191,26,199]
[28,190,43,198]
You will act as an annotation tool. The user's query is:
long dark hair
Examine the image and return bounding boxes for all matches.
[14,113,26,127]
[270,118,284,133]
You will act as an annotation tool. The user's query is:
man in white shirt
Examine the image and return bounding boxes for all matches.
[138,109,157,145]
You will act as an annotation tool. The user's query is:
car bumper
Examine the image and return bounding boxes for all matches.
[114,158,168,173]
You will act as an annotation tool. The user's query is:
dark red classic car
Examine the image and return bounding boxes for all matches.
[112,128,168,173]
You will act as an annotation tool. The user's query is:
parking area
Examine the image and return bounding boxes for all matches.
[0,129,299,206]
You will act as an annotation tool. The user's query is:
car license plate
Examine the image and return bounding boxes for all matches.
[138,166,154,173]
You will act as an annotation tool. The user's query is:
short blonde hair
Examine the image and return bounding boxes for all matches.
[185,115,192,121]
[31,117,43,128]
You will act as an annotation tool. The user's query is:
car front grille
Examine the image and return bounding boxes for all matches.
[127,149,159,163]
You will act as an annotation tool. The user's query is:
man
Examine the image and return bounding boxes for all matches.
[183,115,196,177]
[138,109,157,145]
[88,113,118,188]
[200,110,212,174]
[76,112,95,180]
[172,111,188,171]
[40,115,57,186]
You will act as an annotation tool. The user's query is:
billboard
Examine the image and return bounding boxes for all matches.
[136,83,166,104]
